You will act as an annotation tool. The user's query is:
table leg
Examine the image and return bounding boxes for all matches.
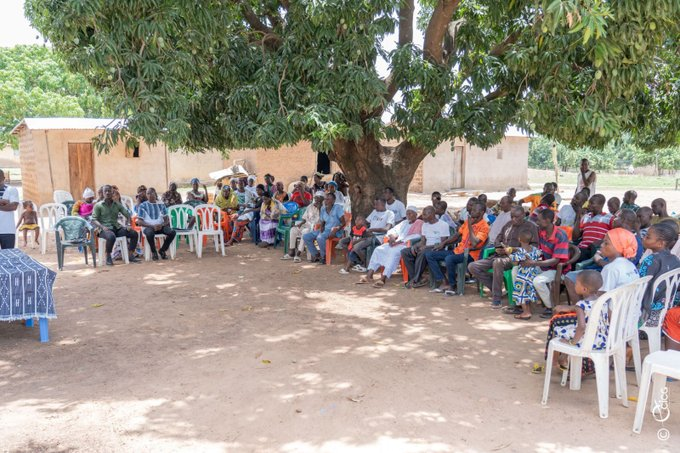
[25,318,34,328]
[39,318,49,343]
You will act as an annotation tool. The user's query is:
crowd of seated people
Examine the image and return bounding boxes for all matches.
[67,167,680,356]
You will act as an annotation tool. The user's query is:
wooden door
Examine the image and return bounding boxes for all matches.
[68,143,95,199]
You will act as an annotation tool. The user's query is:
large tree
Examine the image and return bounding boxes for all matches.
[0,45,109,148]
[26,0,680,215]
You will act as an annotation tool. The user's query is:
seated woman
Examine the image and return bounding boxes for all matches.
[544,228,639,373]
[226,183,261,246]
[258,192,280,247]
[186,178,209,204]
[357,206,422,288]
[162,182,183,207]
[71,187,96,218]
[638,222,680,327]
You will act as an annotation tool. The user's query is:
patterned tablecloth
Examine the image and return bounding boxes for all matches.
[0,249,57,321]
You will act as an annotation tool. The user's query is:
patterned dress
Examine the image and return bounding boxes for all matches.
[554,298,609,350]
[638,250,680,327]
[510,246,542,306]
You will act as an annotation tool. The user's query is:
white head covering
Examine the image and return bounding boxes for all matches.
[83,187,95,199]
[406,205,418,213]
[247,175,256,182]
[314,191,326,198]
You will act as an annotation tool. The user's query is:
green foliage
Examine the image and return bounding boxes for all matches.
[0,45,110,148]
[530,135,680,171]
[24,0,680,157]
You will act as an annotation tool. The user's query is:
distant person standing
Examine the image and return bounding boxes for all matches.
[575,158,596,195]
[0,169,20,249]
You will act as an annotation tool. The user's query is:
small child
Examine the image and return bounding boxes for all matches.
[338,216,368,275]
[16,201,40,247]
[607,196,621,217]
[621,190,639,212]
[553,270,606,369]
[509,230,542,319]
[637,207,653,239]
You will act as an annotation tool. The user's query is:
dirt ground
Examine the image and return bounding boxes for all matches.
[1,234,677,452]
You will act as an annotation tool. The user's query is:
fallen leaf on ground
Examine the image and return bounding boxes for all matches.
[491,443,511,451]
[91,303,104,308]
[261,359,271,364]
[242,306,253,311]
[347,394,365,403]
[295,409,302,413]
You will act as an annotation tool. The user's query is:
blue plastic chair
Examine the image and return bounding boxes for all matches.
[274,202,301,248]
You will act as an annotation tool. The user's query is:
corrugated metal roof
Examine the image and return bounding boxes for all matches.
[10,117,126,135]
[505,125,531,138]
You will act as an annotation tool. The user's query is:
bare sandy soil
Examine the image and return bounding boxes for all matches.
[1,238,677,453]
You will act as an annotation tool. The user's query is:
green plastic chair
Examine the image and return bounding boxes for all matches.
[54,216,96,270]
[477,247,515,305]
[276,204,304,251]
[168,204,198,253]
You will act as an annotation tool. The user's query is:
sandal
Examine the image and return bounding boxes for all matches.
[503,306,523,315]
[513,313,532,321]
[355,276,369,285]
[372,281,385,288]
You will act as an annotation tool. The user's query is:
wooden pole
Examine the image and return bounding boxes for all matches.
[551,143,559,185]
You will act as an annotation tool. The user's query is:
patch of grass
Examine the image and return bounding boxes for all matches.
[529,169,679,189]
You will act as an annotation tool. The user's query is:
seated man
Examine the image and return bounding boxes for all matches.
[637,206,653,239]
[384,187,406,224]
[136,188,176,260]
[435,201,457,229]
[91,184,140,266]
[468,205,538,309]
[401,206,450,288]
[487,196,513,244]
[651,198,680,228]
[529,193,555,223]
[282,192,324,262]
[519,182,557,211]
[556,192,586,229]
[290,182,312,207]
[303,192,346,263]
[532,209,570,317]
[344,197,395,272]
[162,182,183,207]
[424,202,489,295]
[572,194,614,262]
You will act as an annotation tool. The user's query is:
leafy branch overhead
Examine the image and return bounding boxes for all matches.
[25,0,680,156]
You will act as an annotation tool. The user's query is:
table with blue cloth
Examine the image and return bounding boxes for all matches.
[0,249,57,342]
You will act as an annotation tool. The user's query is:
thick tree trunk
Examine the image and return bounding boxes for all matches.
[328,136,428,219]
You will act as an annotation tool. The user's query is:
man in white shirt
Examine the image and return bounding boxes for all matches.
[401,206,450,287]
[557,192,586,228]
[487,196,512,244]
[0,170,20,249]
[384,187,406,223]
[347,198,395,271]
[575,158,597,195]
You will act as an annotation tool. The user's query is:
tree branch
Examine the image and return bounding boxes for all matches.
[241,4,283,50]
[424,0,461,65]
[489,31,520,57]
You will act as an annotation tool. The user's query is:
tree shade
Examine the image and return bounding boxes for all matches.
[26,0,680,214]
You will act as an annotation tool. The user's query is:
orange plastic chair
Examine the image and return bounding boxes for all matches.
[325,212,352,265]
[558,225,573,241]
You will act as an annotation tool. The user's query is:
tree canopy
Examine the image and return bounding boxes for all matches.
[0,45,109,148]
[25,0,680,213]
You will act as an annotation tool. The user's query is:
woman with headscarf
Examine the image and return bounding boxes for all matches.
[357,206,423,288]
[162,182,183,207]
[258,191,280,247]
[71,187,96,218]
[187,178,209,203]
[544,227,640,373]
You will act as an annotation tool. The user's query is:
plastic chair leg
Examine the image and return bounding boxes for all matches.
[650,374,668,412]
[569,355,583,390]
[593,355,610,418]
[25,318,34,328]
[504,271,515,306]
[630,336,642,386]
[39,318,49,343]
[542,343,555,405]
[613,348,628,404]
[633,362,653,433]
[196,235,203,258]
[642,326,661,355]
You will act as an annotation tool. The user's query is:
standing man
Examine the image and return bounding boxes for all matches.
[137,188,176,261]
[0,169,19,249]
[91,185,140,266]
[468,205,539,309]
[575,158,597,195]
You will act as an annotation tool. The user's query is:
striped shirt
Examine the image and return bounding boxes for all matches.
[137,201,168,226]
[579,212,613,248]
[539,227,570,272]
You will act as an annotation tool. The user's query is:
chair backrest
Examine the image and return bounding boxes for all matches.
[195,204,222,232]
[185,199,203,208]
[53,190,74,203]
[283,201,299,215]
[62,200,76,215]
[649,267,680,324]
[120,195,134,212]
[39,203,68,231]
[168,204,196,230]
[55,216,89,242]
[580,276,651,354]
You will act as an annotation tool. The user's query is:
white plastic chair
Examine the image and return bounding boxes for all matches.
[194,204,225,258]
[53,190,74,204]
[542,276,652,419]
[633,350,680,434]
[39,203,67,254]
[168,205,198,255]
[97,236,130,265]
[120,195,135,213]
[143,234,177,261]
[640,268,680,355]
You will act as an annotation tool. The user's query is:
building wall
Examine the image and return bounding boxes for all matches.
[464,136,528,190]
[167,150,226,183]
[16,129,40,203]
